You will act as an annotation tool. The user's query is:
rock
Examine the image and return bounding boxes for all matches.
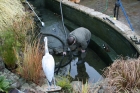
[8,88,19,93]
[11,82,21,88]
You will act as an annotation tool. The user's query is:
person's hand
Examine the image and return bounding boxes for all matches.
[81,49,85,53]
[63,52,66,56]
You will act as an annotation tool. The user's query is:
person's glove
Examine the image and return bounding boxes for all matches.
[81,51,86,59]
[63,52,66,55]
[81,49,85,53]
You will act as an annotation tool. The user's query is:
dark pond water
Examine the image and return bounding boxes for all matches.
[69,48,107,83]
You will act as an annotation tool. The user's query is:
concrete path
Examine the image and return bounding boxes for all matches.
[79,0,140,35]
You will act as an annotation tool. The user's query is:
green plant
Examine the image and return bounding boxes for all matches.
[0,30,17,69]
[0,75,10,93]
[56,76,72,92]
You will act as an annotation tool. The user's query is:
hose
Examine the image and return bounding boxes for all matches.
[26,0,45,27]
[102,0,108,13]
[41,33,65,49]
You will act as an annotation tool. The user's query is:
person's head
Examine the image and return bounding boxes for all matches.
[67,36,75,45]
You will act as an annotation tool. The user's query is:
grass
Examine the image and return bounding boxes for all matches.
[0,0,25,31]
[0,0,43,85]
[0,12,35,70]
[0,30,17,69]
[56,75,72,93]
[12,12,42,84]
[103,56,140,92]
[16,40,43,84]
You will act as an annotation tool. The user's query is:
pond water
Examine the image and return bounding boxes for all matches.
[69,48,107,83]
[53,48,107,84]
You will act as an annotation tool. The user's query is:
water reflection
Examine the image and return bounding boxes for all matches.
[70,48,106,83]
[85,62,103,83]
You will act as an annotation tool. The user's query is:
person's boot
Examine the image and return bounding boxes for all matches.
[76,58,84,65]
[76,52,86,65]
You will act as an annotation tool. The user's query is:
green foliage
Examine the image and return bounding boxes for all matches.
[56,76,72,92]
[0,75,10,93]
[0,30,17,69]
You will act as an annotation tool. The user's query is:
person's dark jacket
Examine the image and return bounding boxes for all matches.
[64,27,91,51]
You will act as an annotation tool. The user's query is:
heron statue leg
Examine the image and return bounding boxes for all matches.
[53,77,56,89]
[47,81,51,90]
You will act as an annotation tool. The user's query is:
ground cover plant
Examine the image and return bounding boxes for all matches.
[0,75,10,93]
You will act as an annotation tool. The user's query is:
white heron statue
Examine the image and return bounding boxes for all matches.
[42,36,56,90]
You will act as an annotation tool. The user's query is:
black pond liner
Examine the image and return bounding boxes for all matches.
[4,64,18,71]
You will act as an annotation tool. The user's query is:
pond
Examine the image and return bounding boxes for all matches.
[37,8,107,83]
[28,1,108,84]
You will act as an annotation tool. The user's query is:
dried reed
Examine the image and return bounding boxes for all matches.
[103,56,140,92]
[17,40,43,84]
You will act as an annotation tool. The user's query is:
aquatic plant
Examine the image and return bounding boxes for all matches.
[0,75,10,93]
[103,56,140,92]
